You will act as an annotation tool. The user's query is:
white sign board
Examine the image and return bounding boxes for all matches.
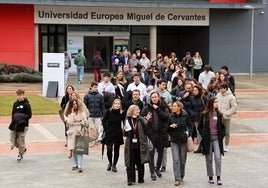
[42,53,64,97]
[34,6,209,26]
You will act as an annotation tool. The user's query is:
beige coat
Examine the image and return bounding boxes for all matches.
[64,111,88,150]
[216,89,237,119]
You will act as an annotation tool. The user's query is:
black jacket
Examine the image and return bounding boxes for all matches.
[140,101,170,148]
[84,90,105,117]
[102,109,125,145]
[168,110,192,144]
[198,112,225,156]
[9,98,32,132]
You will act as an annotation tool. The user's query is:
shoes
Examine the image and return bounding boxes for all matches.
[155,169,162,178]
[174,181,180,186]
[151,173,157,181]
[224,145,228,152]
[78,167,83,173]
[208,177,214,184]
[107,163,112,171]
[217,180,223,185]
[72,165,78,171]
[112,166,117,172]
[160,167,166,172]
[138,179,144,183]
[128,182,133,186]
[181,176,184,182]
[11,144,14,150]
[78,80,82,84]
[17,155,23,162]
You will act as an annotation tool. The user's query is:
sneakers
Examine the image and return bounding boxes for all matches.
[160,167,166,172]
[107,163,112,171]
[208,177,214,184]
[78,167,83,173]
[155,169,162,178]
[217,179,223,185]
[151,173,157,181]
[174,181,180,186]
[72,165,78,171]
[224,145,229,152]
[112,166,117,172]
[17,155,23,162]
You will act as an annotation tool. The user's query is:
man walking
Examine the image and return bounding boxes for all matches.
[217,83,237,152]
[8,89,32,162]
[74,49,86,84]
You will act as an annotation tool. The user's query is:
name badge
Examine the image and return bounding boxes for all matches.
[132,138,138,143]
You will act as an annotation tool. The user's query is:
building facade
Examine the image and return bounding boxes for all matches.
[0,0,267,74]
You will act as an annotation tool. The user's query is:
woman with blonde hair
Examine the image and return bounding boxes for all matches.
[193,52,203,81]
[168,101,192,186]
[102,99,125,172]
[111,70,127,99]
[124,105,151,186]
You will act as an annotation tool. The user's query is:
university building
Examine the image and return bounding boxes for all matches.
[0,0,267,74]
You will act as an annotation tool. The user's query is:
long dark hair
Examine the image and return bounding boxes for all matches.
[202,96,222,117]
[65,99,80,116]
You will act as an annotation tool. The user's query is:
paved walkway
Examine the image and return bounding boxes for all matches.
[0,73,268,187]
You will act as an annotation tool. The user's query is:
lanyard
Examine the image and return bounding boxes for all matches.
[131,118,138,138]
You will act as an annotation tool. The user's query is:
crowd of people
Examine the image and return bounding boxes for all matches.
[10,47,237,187]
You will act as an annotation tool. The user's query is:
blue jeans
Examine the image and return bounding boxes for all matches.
[205,134,221,177]
[186,70,192,78]
[76,66,84,82]
[73,151,83,167]
[170,142,187,181]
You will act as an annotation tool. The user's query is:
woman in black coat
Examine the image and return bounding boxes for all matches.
[102,99,125,172]
[140,91,170,181]
[198,97,225,185]
[60,85,74,147]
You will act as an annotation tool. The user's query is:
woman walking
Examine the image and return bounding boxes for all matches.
[64,99,89,173]
[102,99,125,172]
[124,105,151,186]
[168,101,192,186]
[60,85,74,147]
[198,97,225,185]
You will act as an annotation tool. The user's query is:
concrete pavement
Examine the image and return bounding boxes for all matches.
[0,73,268,187]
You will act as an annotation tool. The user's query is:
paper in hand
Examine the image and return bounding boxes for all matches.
[125,119,132,131]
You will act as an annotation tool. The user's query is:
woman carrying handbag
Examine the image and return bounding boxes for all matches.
[64,99,89,173]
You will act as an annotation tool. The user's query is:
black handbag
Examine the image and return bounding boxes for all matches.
[74,135,89,155]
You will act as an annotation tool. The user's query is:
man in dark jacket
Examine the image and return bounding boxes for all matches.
[9,89,32,162]
[92,51,103,82]
[84,82,105,144]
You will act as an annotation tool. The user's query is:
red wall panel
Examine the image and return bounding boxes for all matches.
[0,4,34,68]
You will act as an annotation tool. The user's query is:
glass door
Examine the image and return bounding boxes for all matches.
[84,36,113,72]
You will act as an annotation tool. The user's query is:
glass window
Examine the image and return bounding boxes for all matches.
[57,25,66,33]
[42,36,48,52]
[57,35,66,52]
[49,25,56,33]
[48,36,55,52]
[68,25,129,32]
[41,25,48,33]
